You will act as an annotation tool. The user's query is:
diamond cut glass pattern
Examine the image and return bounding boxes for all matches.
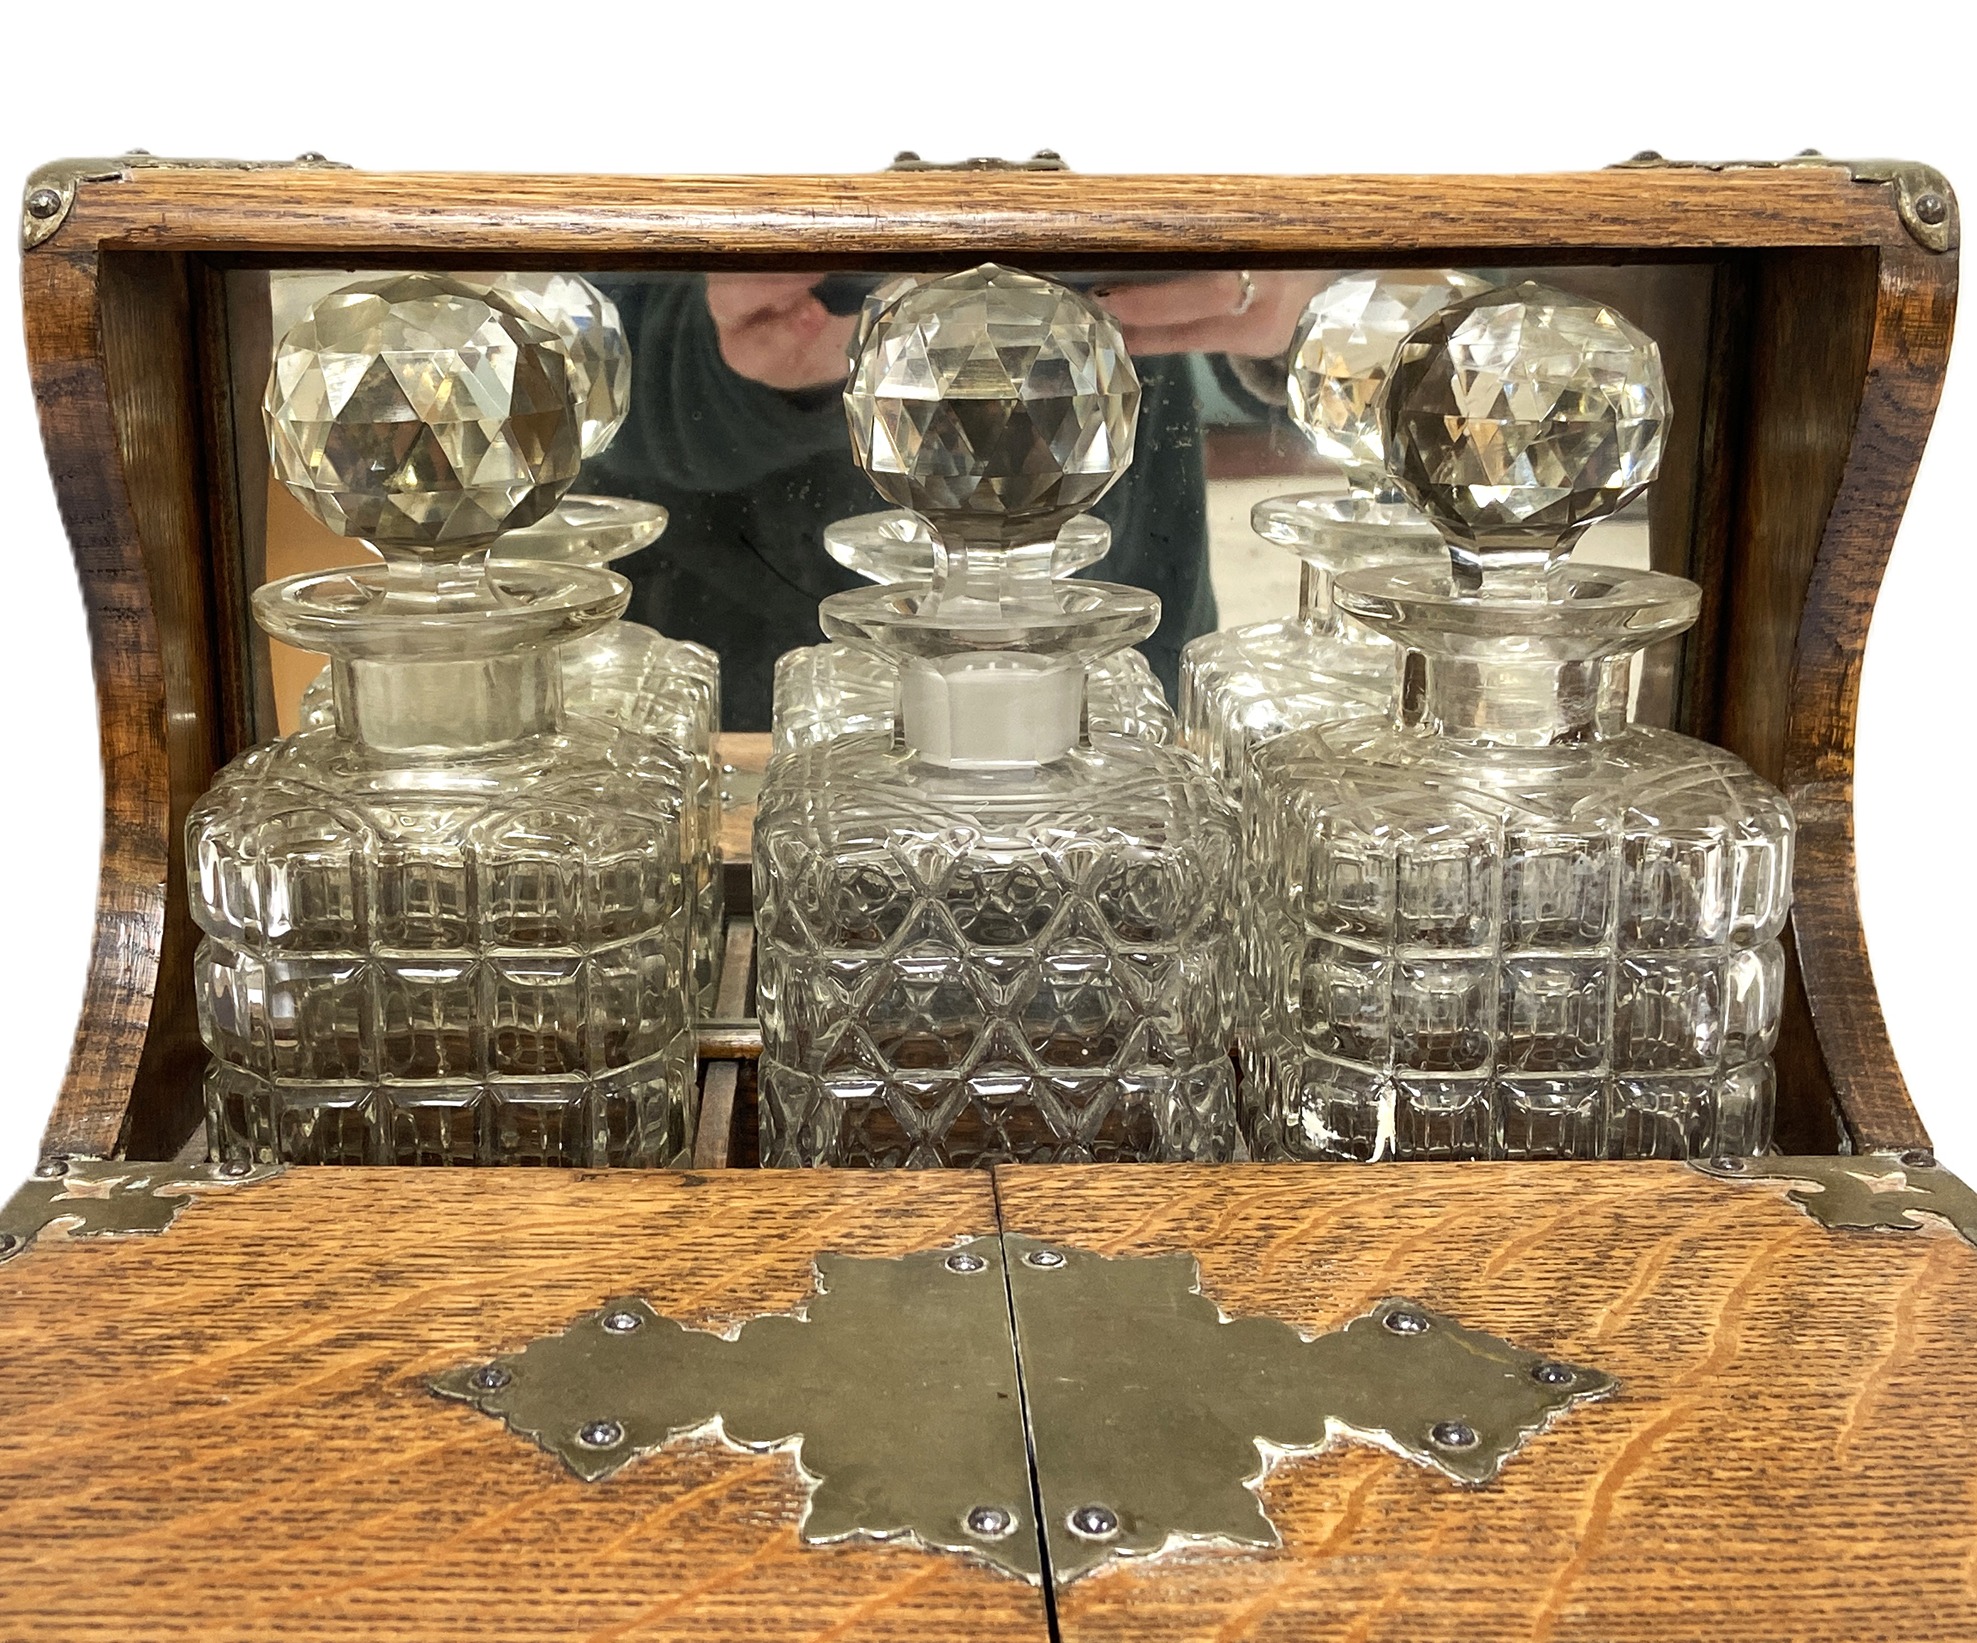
[1381,281,1670,566]
[757,749,1238,1166]
[761,265,1235,1165]
[494,273,634,459]
[1238,285,1792,1162]
[263,274,584,551]
[199,276,697,1167]
[1286,270,1490,487]
[844,265,1140,527]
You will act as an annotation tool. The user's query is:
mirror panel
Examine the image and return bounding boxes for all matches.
[221,261,1718,741]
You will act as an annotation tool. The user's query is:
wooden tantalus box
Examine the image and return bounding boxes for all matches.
[3,153,1972,1639]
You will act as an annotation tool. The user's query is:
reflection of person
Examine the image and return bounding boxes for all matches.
[586,271,1323,729]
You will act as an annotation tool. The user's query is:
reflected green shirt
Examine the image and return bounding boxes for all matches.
[588,275,1219,731]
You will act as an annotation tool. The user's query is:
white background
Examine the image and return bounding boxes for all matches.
[1,1,1967,1182]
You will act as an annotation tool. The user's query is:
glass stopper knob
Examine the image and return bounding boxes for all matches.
[842,263,1141,546]
[1286,269,1488,491]
[263,272,585,558]
[495,272,632,459]
[1378,280,1670,585]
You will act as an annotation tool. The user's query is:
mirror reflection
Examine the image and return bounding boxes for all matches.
[237,263,1703,740]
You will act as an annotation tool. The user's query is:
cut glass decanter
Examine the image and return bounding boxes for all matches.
[1240,281,1793,1164]
[291,274,726,1013]
[771,507,1175,755]
[1179,271,1484,787]
[755,264,1239,1167]
[192,274,699,1168]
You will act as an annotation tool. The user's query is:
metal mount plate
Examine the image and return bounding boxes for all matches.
[0,1156,278,1264]
[1002,1235,1614,1582]
[1693,1151,1977,1247]
[433,1236,1042,1579]
[435,1235,1614,1585]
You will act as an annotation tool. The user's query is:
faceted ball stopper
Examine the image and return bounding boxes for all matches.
[1286,270,1489,488]
[843,264,1140,542]
[1379,281,1670,579]
[264,272,584,557]
[847,274,923,371]
[496,273,632,458]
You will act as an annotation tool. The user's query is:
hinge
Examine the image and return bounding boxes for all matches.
[22,149,351,252]
[1692,1149,1977,1246]
[0,1155,281,1264]
[1612,148,1957,253]
[887,149,1068,172]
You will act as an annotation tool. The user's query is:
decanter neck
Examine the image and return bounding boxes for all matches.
[1297,562,1341,633]
[898,655,1086,768]
[331,649,563,755]
[1401,653,1632,746]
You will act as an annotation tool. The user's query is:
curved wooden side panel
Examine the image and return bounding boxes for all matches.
[1785,242,1959,1150]
[24,246,220,1162]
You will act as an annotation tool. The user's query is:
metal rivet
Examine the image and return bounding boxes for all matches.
[1383,1308,1430,1335]
[1630,149,1664,163]
[965,1504,1015,1539]
[218,1160,252,1179]
[577,1419,625,1449]
[24,188,62,221]
[1531,1361,1575,1387]
[945,1252,987,1274]
[1900,1147,1937,1170]
[1914,193,1949,227]
[296,150,327,163]
[33,1158,68,1178]
[0,1233,19,1255]
[1430,1420,1479,1450]
[600,1309,643,1333]
[1023,1249,1066,1270]
[125,147,152,157]
[1711,1155,1748,1173]
[1067,1504,1119,1540]
[469,1364,511,1392]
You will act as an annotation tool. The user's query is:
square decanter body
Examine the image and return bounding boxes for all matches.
[755,733,1238,1166]
[191,721,698,1167]
[300,622,725,1012]
[1241,720,1793,1162]
[1179,617,1393,788]
[560,620,725,1012]
[772,643,1175,756]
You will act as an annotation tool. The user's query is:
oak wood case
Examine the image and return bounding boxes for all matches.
[19,159,1958,1163]
[1,1163,1973,1639]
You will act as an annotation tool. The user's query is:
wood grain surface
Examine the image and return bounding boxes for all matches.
[0,1168,1040,1643]
[52,166,1929,262]
[995,1161,1977,1643]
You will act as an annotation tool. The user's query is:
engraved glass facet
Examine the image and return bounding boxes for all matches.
[772,510,1175,756]
[1239,284,1791,1163]
[498,496,725,1015]
[494,273,634,459]
[844,263,1139,529]
[1181,272,1476,788]
[264,274,583,549]
[1286,270,1490,488]
[1179,493,1438,786]
[1382,280,1671,578]
[758,265,1236,1166]
[196,275,698,1167]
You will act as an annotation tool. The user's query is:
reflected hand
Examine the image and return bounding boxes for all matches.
[704,274,858,392]
[1097,272,1328,360]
